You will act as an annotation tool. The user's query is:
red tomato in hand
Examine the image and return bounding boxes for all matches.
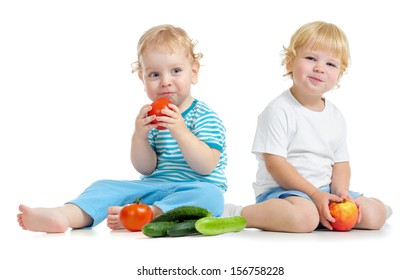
[120,198,153,232]
[149,98,172,130]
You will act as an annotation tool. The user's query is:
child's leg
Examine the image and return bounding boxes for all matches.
[241,196,319,233]
[18,179,158,233]
[353,196,388,230]
[153,181,224,216]
[107,181,224,230]
[17,204,93,233]
[67,179,168,229]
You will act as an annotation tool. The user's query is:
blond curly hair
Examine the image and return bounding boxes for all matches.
[132,24,203,75]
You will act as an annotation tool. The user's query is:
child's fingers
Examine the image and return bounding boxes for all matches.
[161,107,179,119]
[144,115,156,125]
[167,103,180,114]
[322,193,341,225]
[320,216,333,230]
[140,104,153,117]
[323,206,335,224]
[136,114,156,128]
[330,193,344,203]
[135,104,159,129]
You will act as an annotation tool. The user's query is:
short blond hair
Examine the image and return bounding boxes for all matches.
[283,21,350,79]
[132,24,203,74]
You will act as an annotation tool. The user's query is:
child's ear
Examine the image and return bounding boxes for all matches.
[285,59,293,75]
[191,61,200,84]
[138,70,144,82]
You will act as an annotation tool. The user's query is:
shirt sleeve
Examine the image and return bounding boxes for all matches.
[193,112,226,153]
[148,130,157,152]
[333,116,350,163]
[251,106,289,158]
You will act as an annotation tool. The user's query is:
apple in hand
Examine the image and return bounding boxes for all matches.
[329,199,358,231]
[149,98,172,130]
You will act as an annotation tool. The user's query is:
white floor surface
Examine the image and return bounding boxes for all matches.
[5,214,415,280]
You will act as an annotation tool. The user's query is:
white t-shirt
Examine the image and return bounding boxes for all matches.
[251,89,349,197]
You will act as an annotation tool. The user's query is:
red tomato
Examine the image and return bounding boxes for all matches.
[120,198,153,232]
[149,98,172,130]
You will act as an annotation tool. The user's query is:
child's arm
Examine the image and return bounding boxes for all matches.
[264,153,318,195]
[331,162,362,223]
[130,104,158,175]
[330,162,351,197]
[176,133,221,175]
[157,104,220,175]
[263,153,342,229]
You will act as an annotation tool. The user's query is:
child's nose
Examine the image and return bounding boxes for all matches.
[160,75,173,87]
[313,65,325,73]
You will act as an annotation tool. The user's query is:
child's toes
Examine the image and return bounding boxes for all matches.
[107,206,122,214]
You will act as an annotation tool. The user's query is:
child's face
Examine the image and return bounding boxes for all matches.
[139,48,199,112]
[289,45,341,99]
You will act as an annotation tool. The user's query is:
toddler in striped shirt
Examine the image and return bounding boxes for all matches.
[18,24,227,233]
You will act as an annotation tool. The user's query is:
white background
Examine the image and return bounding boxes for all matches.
[1,0,419,279]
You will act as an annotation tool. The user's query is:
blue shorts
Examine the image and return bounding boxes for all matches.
[256,185,362,203]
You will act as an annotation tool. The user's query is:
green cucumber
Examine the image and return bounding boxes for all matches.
[167,220,200,237]
[142,221,176,237]
[195,216,247,236]
[151,206,212,223]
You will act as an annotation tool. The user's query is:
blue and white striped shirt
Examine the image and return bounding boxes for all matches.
[142,99,227,192]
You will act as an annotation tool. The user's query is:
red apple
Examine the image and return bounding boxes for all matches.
[149,98,172,130]
[329,199,358,231]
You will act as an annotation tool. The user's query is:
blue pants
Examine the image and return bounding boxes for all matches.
[67,179,225,227]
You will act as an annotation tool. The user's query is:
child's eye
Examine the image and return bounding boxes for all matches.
[149,72,159,78]
[327,62,337,68]
[172,67,182,74]
[305,56,316,61]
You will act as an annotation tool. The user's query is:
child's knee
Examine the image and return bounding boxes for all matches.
[291,210,320,232]
[200,186,224,217]
[358,197,387,230]
[88,179,115,189]
[267,199,319,233]
[161,183,224,217]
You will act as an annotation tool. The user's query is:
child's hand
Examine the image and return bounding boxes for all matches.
[155,103,189,139]
[310,190,343,230]
[335,190,362,224]
[134,104,159,138]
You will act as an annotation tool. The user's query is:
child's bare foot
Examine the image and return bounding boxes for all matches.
[17,204,69,233]
[107,206,124,230]
[107,205,162,230]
